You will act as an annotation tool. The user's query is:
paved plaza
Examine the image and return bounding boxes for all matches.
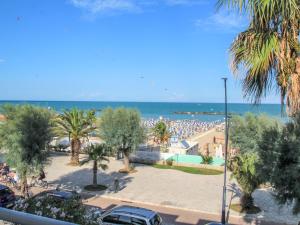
[44,153,299,225]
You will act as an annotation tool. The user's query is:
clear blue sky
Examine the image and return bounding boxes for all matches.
[0,0,279,103]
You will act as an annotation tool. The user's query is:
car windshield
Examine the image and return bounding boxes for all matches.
[150,214,162,225]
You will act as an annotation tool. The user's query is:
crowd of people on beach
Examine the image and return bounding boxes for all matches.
[143,118,222,140]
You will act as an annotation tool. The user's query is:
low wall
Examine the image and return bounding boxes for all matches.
[130,151,174,164]
[130,151,224,171]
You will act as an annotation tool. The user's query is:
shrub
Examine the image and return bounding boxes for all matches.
[166,158,174,166]
[228,153,261,211]
[13,194,102,225]
[200,154,213,165]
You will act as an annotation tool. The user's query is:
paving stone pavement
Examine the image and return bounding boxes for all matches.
[44,152,300,225]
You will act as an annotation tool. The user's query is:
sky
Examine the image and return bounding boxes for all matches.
[0,0,280,103]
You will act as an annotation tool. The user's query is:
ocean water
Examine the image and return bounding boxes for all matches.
[0,101,283,122]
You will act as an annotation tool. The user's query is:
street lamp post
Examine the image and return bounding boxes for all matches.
[221,77,229,225]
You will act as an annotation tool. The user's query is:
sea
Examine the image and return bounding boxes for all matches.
[0,101,284,122]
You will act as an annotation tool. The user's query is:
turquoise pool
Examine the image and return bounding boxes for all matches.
[168,154,225,166]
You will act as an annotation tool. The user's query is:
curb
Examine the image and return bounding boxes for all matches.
[91,195,294,225]
[97,195,243,219]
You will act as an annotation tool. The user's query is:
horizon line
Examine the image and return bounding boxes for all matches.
[0,99,282,105]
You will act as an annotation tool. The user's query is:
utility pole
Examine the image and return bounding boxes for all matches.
[221,77,229,225]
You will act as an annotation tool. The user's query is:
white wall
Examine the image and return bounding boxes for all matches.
[130,151,174,163]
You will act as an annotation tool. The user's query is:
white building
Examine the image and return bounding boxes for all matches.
[168,139,199,155]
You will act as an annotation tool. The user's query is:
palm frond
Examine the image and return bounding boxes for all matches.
[54,109,96,139]
[230,29,279,103]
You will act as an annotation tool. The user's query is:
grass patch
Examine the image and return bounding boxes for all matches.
[152,164,223,175]
[230,203,261,214]
[119,168,137,174]
[84,184,107,191]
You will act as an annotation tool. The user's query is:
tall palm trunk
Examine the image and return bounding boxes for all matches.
[71,138,81,165]
[93,160,98,185]
[71,139,75,162]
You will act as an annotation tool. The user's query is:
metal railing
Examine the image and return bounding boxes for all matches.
[0,207,78,225]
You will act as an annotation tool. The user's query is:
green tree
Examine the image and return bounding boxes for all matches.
[153,121,170,151]
[55,109,96,165]
[257,114,300,214]
[229,113,279,153]
[81,144,110,186]
[99,108,145,172]
[217,0,300,114]
[0,105,53,197]
[229,152,261,211]
[256,124,281,183]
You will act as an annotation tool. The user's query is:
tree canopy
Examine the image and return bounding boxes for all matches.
[230,112,300,214]
[0,104,53,196]
[257,114,300,214]
[99,107,145,171]
[229,113,280,153]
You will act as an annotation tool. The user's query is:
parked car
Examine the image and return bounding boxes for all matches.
[205,223,230,225]
[0,184,15,208]
[33,189,80,202]
[100,205,163,225]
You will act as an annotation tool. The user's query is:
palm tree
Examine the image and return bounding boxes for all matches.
[55,109,96,165]
[217,0,300,115]
[153,121,170,147]
[81,144,110,186]
[228,153,261,211]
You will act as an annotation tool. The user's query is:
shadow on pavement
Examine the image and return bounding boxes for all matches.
[48,168,133,194]
[226,184,291,225]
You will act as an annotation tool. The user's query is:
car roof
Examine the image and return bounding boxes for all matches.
[48,190,75,199]
[0,184,9,191]
[205,223,230,225]
[111,205,156,219]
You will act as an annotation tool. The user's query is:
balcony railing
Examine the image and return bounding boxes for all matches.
[0,207,78,225]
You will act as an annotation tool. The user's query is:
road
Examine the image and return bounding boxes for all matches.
[85,196,289,225]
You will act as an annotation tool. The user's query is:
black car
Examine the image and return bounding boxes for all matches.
[46,190,79,200]
[205,223,230,225]
[34,189,80,202]
[0,184,15,208]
